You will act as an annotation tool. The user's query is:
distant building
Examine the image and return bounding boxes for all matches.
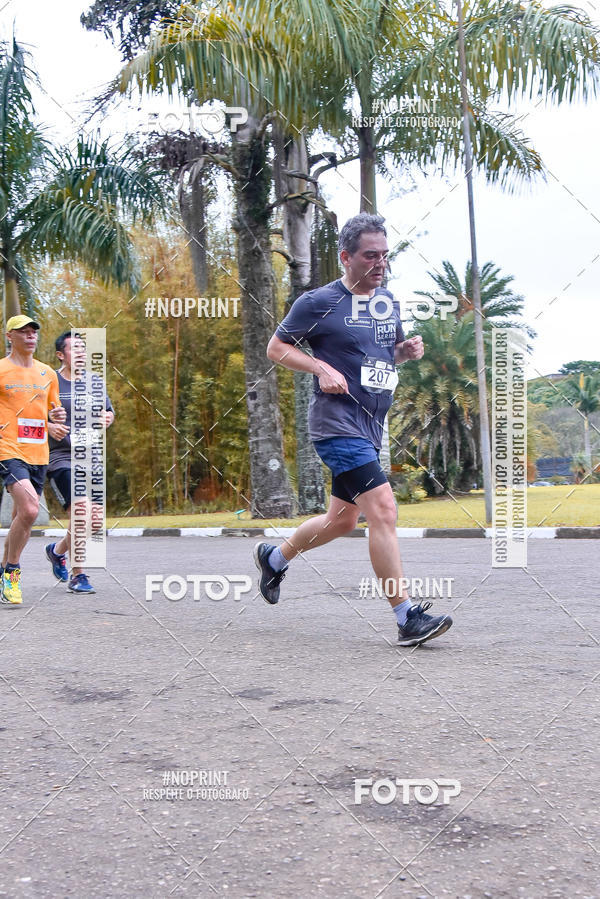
[535,456,573,480]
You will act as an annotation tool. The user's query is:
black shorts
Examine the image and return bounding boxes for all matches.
[331,460,389,505]
[48,467,72,510]
[0,458,47,496]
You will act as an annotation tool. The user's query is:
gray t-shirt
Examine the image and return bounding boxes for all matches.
[48,371,114,473]
[275,279,405,448]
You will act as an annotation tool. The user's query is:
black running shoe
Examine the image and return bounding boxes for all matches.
[253,542,287,605]
[397,601,453,646]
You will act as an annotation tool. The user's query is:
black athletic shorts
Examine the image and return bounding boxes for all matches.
[0,458,47,496]
[331,460,389,505]
[47,467,72,510]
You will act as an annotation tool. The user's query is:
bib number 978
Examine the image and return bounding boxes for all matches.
[17,418,46,443]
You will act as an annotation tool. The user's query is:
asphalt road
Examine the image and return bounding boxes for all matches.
[1,536,599,898]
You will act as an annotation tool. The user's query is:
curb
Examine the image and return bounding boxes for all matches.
[20,526,600,539]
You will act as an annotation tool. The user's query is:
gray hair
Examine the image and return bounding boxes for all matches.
[338,213,387,256]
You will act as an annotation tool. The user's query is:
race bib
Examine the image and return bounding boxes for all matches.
[360,357,399,393]
[17,418,46,444]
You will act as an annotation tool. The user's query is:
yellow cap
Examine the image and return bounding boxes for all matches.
[5,315,40,332]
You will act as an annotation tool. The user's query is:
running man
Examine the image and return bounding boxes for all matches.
[45,331,114,594]
[254,213,453,645]
[0,315,65,605]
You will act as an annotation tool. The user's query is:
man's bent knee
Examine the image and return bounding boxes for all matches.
[17,499,39,525]
[365,497,397,530]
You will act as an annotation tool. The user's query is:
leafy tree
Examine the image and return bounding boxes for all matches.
[529,370,600,473]
[35,223,271,516]
[527,402,559,460]
[557,373,600,473]
[559,360,600,377]
[0,38,164,318]
[81,0,179,60]
[528,376,566,405]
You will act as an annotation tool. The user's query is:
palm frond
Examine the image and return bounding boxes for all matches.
[0,38,48,223]
[19,190,140,292]
[397,0,600,106]
[46,135,167,223]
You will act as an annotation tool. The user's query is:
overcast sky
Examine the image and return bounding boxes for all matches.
[3,0,599,378]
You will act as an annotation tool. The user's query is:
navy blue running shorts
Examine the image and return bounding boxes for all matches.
[313,437,389,505]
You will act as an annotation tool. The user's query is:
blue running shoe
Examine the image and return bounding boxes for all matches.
[67,573,95,594]
[45,543,68,582]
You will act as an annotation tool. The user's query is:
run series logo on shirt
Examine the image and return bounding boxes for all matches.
[275,279,405,449]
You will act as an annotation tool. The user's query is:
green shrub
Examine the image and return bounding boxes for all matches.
[389,467,427,504]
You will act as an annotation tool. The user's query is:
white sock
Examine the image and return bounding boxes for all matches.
[268,546,288,572]
[393,599,412,627]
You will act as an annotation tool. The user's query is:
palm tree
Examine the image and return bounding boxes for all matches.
[556,372,600,474]
[391,259,532,493]
[389,311,481,494]
[416,260,533,333]
[381,0,600,204]
[0,38,164,319]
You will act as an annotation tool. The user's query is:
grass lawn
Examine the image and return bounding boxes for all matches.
[39,485,599,530]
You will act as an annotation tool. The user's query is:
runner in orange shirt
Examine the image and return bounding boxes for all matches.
[0,315,65,605]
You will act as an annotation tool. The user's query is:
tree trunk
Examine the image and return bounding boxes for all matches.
[4,272,21,319]
[272,126,326,514]
[171,317,183,507]
[231,119,294,518]
[584,414,592,474]
[357,125,377,213]
[179,162,208,294]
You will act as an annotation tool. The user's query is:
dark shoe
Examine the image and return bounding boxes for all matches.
[253,542,287,605]
[67,573,96,594]
[397,601,452,646]
[46,543,68,582]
